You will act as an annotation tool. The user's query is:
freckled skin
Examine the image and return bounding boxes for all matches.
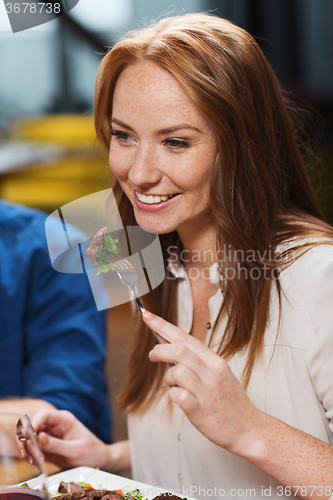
[109,60,218,239]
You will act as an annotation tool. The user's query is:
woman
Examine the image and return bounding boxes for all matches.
[33,13,333,499]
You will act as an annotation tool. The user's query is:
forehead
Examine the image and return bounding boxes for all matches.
[112,60,208,129]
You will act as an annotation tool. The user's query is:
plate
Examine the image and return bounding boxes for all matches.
[25,466,198,500]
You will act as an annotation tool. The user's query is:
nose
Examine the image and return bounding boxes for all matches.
[128,143,162,188]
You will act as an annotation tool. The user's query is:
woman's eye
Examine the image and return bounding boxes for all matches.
[111,130,133,142]
[163,138,190,149]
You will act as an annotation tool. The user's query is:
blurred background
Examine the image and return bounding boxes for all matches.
[1,0,333,215]
[1,0,333,441]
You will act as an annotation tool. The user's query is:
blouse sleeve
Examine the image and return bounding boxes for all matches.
[306,245,333,438]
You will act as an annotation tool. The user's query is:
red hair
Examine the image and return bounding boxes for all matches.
[94,13,333,412]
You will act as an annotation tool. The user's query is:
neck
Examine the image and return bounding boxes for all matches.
[176,215,217,271]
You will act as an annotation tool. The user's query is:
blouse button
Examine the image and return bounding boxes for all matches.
[206,322,211,330]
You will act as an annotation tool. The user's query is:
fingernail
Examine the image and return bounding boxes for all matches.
[142,311,154,321]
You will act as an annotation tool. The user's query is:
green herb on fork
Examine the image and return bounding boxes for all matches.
[94,233,119,275]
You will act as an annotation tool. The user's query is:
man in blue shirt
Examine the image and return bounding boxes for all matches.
[0,200,111,443]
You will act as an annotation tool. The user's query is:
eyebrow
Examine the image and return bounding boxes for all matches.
[111,117,202,134]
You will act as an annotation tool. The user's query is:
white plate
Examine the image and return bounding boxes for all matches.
[25,466,198,500]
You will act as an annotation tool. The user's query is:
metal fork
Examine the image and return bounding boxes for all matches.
[16,414,45,473]
[101,250,167,345]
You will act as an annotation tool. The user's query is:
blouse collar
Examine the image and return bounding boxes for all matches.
[167,256,221,289]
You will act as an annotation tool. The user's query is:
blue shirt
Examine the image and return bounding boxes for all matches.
[0,200,111,443]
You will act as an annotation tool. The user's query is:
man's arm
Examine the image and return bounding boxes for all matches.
[22,218,112,443]
[0,397,55,415]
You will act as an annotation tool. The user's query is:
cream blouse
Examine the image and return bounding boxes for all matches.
[128,244,333,500]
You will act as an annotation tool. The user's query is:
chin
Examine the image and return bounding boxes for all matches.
[132,212,176,235]
[136,223,175,235]
[133,218,177,235]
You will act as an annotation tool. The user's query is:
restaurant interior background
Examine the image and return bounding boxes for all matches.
[1,0,333,442]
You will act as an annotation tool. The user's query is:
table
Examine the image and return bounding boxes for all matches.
[0,458,61,487]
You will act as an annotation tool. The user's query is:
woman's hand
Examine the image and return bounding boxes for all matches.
[31,409,108,469]
[31,409,131,477]
[143,311,333,499]
[142,311,263,455]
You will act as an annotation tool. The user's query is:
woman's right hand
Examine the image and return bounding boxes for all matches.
[31,409,131,476]
[31,409,108,470]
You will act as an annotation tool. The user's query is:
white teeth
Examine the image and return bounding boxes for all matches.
[136,191,174,204]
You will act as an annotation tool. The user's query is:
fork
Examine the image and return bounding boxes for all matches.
[101,250,167,345]
[16,414,45,471]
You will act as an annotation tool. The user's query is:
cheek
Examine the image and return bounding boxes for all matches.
[174,157,216,192]
[108,146,131,182]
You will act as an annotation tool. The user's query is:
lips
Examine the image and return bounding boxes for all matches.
[134,191,181,212]
[135,191,178,204]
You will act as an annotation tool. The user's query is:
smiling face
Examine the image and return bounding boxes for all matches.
[109,60,218,237]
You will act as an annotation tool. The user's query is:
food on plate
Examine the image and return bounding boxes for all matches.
[85,227,119,275]
[51,482,187,500]
[153,496,188,500]
[52,481,133,500]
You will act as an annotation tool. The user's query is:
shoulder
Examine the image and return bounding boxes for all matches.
[279,242,333,288]
[0,201,50,269]
[300,245,333,317]
[277,242,333,319]
[277,243,333,341]
[0,200,47,241]
[262,243,333,352]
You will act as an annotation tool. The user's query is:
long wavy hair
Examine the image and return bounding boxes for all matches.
[94,13,333,413]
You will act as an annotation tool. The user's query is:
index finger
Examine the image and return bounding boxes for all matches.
[31,409,72,434]
[142,311,213,360]
[142,310,188,343]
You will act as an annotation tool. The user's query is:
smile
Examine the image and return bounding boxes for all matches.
[135,191,178,205]
[134,190,181,212]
